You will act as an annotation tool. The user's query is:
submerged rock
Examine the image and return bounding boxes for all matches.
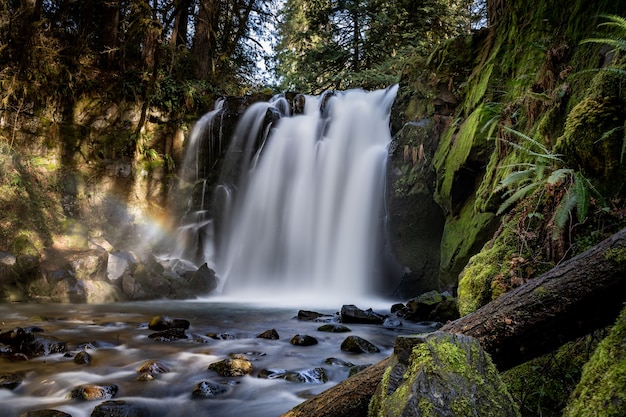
[369,332,520,417]
[0,372,22,390]
[208,355,253,377]
[317,324,351,333]
[324,357,354,367]
[91,400,146,417]
[258,367,328,384]
[147,328,187,341]
[69,383,118,401]
[19,410,72,417]
[290,334,318,346]
[340,335,380,353]
[340,305,385,324]
[137,359,170,374]
[296,310,326,321]
[73,350,91,365]
[192,380,229,398]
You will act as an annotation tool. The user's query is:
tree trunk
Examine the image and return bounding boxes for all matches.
[280,228,626,417]
[441,227,626,371]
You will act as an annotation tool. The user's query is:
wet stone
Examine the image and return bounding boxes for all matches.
[69,384,118,401]
[324,357,354,367]
[284,367,328,384]
[256,328,280,339]
[290,334,318,346]
[296,310,325,321]
[19,410,72,417]
[147,315,190,331]
[340,335,380,353]
[73,350,91,365]
[147,328,187,341]
[340,304,386,324]
[91,400,146,417]
[206,332,236,340]
[192,381,229,398]
[137,359,169,374]
[317,324,351,333]
[0,372,22,390]
[208,355,253,377]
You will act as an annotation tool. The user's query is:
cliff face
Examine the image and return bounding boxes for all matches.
[388,0,626,303]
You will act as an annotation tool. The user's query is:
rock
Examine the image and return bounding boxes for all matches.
[317,324,351,333]
[206,332,236,340]
[349,364,372,376]
[369,332,520,417]
[340,336,380,353]
[67,249,108,281]
[0,251,19,285]
[398,290,460,323]
[208,355,253,377]
[185,263,218,294]
[148,315,190,330]
[297,310,326,321]
[19,410,72,417]
[324,357,354,367]
[91,400,146,417]
[148,328,187,341]
[16,330,67,357]
[136,359,169,374]
[290,334,318,346]
[340,305,385,324]
[107,251,137,282]
[0,372,22,390]
[390,303,405,314]
[192,380,229,398]
[73,350,91,365]
[258,368,328,384]
[383,318,403,328]
[69,383,118,401]
[257,329,279,339]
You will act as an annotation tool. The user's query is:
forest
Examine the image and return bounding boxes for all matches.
[1,1,626,417]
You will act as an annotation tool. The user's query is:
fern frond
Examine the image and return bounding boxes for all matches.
[502,126,552,156]
[497,182,538,215]
[574,173,590,221]
[554,187,577,232]
[547,168,574,184]
[495,169,536,192]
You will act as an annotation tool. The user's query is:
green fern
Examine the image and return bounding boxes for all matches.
[581,14,626,54]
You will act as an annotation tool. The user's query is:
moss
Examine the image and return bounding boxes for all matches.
[563,307,626,416]
[369,333,520,417]
[604,248,626,264]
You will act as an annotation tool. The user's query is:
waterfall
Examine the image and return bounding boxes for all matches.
[175,86,399,303]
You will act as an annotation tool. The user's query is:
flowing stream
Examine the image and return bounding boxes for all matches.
[0,301,433,417]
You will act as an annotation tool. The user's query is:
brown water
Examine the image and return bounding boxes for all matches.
[0,299,433,417]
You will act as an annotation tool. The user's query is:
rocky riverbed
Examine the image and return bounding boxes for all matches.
[0,298,453,417]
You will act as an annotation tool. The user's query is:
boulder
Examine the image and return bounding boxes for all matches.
[107,251,137,282]
[340,305,385,324]
[258,367,328,384]
[73,350,91,365]
[183,263,218,294]
[340,336,379,353]
[396,290,460,323]
[257,329,280,339]
[317,324,351,333]
[19,410,72,417]
[369,332,520,417]
[69,384,118,401]
[91,400,146,417]
[0,372,22,390]
[148,316,190,331]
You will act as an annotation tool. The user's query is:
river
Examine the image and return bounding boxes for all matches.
[0,298,434,417]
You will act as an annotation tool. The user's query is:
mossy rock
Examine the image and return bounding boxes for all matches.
[563,307,626,416]
[12,235,40,258]
[369,332,520,417]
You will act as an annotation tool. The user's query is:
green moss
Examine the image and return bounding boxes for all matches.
[563,307,626,416]
[605,248,626,264]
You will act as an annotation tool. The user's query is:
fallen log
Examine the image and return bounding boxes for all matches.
[441,227,626,370]
[280,228,626,416]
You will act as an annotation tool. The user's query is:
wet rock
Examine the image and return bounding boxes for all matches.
[147,328,187,341]
[258,367,328,384]
[317,324,351,333]
[107,251,137,282]
[185,263,218,294]
[206,332,236,340]
[340,305,386,324]
[19,410,72,417]
[67,249,108,281]
[9,329,67,357]
[0,372,22,390]
[208,355,253,377]
[91,400,146,417]
[192,380,229,398]
[69,383,118,401]
[349,364,372,376]
[390,303,405,314]
[296,310,326,321]
[136,359,169,374]
[340,335,380,353]
[73,350,91,365]
[324,357,355,367]
[290,334,318,346]
[383,318,403,328]
[397,290,460,323]
[148,315,190,331]
[256,328,279,339]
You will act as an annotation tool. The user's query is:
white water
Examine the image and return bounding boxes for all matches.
[174,87,399,305]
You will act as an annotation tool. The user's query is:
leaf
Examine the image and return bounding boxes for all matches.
[574,173,590,221]
[547,168,574,184]
[497,182,539,216]
[553,188,577,233]
[495,169,535,192]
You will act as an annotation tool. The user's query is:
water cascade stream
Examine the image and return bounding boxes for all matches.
[176,86,400,304]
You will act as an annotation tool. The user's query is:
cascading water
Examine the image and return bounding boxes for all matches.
[176,86,399,304]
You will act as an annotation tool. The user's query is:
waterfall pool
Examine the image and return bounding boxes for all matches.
[0,299,434,417]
